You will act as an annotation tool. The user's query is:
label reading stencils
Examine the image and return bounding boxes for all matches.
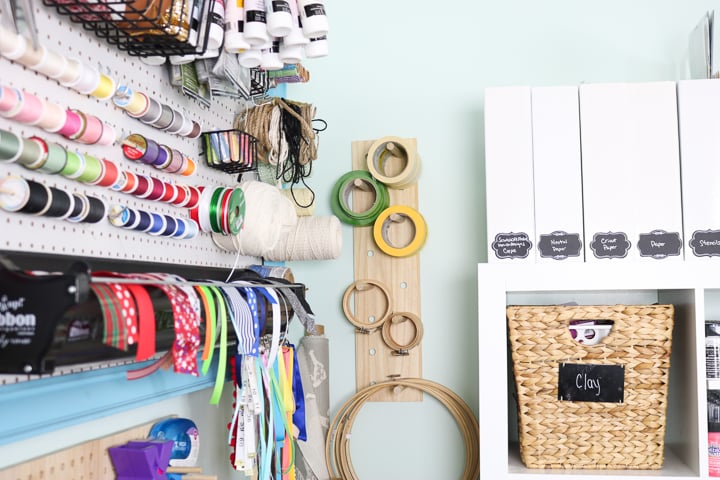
[491,232,532,259]
[690,230,720,257]
[558,363,624,403]
[538,231,582,260]
[637,230,682,259]
[590,232,631,259]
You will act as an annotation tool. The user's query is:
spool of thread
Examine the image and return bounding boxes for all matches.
[185,185,201,209]
[72,64,101,95]
[77,113,105,144]
[23,180,51,215]
[60,151,85,178]
[165,109,185,134]
[44,187,75,218]
[25,137,49,170]
[122,134,160,165]
[95,158,120,187]
[266,0,293,37]
[134,210,154,232]
[153,104,175,130]
[90,73,116,100]
[0,175,32,212]
[97,122,117,146]
[16,43,47,69]
[131,175,152,198]
[58,58,85,88]
[58,109,84,138]
[77,154,104,184]
[138,97,163,124]
[0,86,20,116]
[40,142,68,174]
[83,195,107,223]
[171,184,190,207]
[145,177,166,201]
[66,193,87,222]
[165,149,185,173]
[34,48,67,79]
[6,90,44,125]
[17,137,43,168]
[68,110,89,141]
[178,115,195,137]
[180,157,196,176]
[113,86,149,115]
[0,27,26,59]
[154,145,172,169]
[147,213,166,235]
[0,129,22,163]
[35,99,67,133]
[160,182,177,203]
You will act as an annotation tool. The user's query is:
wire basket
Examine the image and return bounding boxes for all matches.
[201,129,258,176]
[43,0,212,57]
[507,304,674,470]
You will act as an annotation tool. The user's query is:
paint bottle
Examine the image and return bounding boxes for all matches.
[244,0,270,47]
[265,0,293,37]
[224,0,251,52]
[296,0,328,38]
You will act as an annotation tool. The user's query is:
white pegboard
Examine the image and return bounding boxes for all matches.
[0,3,258,269]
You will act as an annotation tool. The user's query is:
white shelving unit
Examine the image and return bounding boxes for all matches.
[478,261,719,479]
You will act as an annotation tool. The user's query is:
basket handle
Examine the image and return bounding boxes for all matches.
[568,319,614,346]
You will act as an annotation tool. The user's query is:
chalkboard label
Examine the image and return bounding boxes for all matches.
[589,232,631,259]
[558,363,624,403]
[637,230,682,259]
[538,231,582,260]
[690,230,720,257]
[491,232,532,259]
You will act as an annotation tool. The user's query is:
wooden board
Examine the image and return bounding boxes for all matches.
[351,139,422,402]
[2,419,163,480]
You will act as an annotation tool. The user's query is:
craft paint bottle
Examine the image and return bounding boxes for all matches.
[244,0,270,47]
[207,0,226,50]
[266,0,293,38]
[296,0,328,38]
[224,0,251,52]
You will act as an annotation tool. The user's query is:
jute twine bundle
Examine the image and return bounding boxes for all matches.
[506,304,674,470]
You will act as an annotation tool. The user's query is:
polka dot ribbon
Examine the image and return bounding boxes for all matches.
[89,282,137,350]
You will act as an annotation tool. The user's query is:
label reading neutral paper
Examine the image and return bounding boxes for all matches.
[538,232,582,260]
[492,232,532,259]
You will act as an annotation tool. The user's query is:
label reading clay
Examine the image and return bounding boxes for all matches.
[538,231,582,260]
[491,232,532,259]
[637,230,682,259]
[558,363,624,403]
[590,232,631,259]
[690,230,720,257]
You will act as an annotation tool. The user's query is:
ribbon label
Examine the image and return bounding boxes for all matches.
[491,232,532,259]
[537,232,582,260]
[689,230,720,257]
[0,295,36,348]
[637,230,682,259]
[558,363,624,403]
[589,232,631,259]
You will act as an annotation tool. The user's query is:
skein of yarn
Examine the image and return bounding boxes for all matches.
[264,215,342,261]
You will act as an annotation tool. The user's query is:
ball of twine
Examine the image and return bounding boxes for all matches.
[264,215,342,262]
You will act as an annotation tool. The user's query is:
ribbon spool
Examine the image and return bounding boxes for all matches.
[341,279,393,333]
[330,170,389,226]
[366,136,421,189]
[372,205,428,258]
[189,186,246,235]
[381,312,424,354]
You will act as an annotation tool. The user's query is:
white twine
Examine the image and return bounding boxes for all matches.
[264,215,343,262]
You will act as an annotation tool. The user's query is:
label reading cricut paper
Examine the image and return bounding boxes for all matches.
[590,232,631,259]
[538,232,582,260]
[690,230,720,257]
[558,363,624,403]
[637,230,682,259]
[491,232,532,259]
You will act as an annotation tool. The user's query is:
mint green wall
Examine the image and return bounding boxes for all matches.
[286,2,717,478]
[3,3,718,479]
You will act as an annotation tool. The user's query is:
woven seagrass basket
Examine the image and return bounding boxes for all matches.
[506,304,674,470]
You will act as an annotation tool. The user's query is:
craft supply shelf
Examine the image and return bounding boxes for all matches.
[475,261,720,479]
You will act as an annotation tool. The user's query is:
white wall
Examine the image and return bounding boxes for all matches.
[286,1,717,478]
